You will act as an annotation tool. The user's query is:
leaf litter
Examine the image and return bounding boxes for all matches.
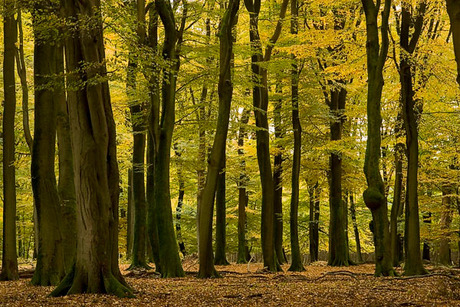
[0,260,459,306]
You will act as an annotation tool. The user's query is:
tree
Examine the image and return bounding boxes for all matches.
[288,0,304,272]
[214,148,229,265]
[447,0,460,84]
[0,0,19,281]
[309,183,320,263]
[30,0,67,286]
[361,0,395,276]
[51,0,132,297]
[244,0,289,272]
[399,0,427,276]
[198,0,239,278]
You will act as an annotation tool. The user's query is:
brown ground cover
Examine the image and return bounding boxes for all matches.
[0,260,459,306]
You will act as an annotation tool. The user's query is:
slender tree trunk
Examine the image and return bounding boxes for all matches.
[127,169,134,260]
[174,145,187,257]
[31,2,66,285]
[153,0,185,278]
[361,0,395,276]
[215,148,229,265]
[309,183,320,262]
[439,186,454,266]
[349,194,363,263]
[237,109,251,264]
[273,91,284,264]
[198,0,239,278]
[288,0,304,272]
[0,0,19,281]
[51,0,132,297]
[400,1,427,276]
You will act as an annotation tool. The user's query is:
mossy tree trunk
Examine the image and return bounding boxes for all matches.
[400,0,427,276]
[237,109,251,264]
[0,0,19,281]
[31,1,66,285]
[361,0,395,276]
[51,0,132,297]
[288,0,304,272]
[198,0,239,278]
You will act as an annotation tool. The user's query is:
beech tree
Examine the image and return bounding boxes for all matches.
[0,0,19,281]
[51,0,132,297]
[361,0,395,276]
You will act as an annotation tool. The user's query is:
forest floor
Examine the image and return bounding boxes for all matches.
[1,259,460,306]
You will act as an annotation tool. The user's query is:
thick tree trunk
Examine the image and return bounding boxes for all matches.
[447,0,460,84]
[349,194,363,263]
[31,3,66,284]
[215,149,229,265]
[327,88,350,266]
[237,109,251,264]
[198,0,239,278]
[51,0,132,297]
[400,2,427,276]
[0,0,19,281]
[361,0,395,276]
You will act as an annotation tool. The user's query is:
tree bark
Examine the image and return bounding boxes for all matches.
[447,0,460,84]
[273,91,284,264]
[288,0,304,272]
[400,1,427,276]
[214,149,229,265]
[0,0,19,281]
[439,186,454,266]
[174,145,187,258]
[31,1,66,285]
[309,183,320,263]
[237,109,251,264]
[198,0,239,278]
[51,0,132,297]
[349,194,363,263]
[361,0,395,276]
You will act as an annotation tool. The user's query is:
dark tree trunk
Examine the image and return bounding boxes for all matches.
[361,0,395,276]
[349,194,363,263]
[198,0,239,278]
[145,8,161,273]
[288,0,304,272]
[327,88,350,266]
[447,0,460,84]
[174,145,187,258]
[51,0,132,297]
[0,0,19,281]
[309,183,320,263]
[127,169,134,260]
[273,94,284,264]
[31,2,66,285]
[244,0,288,272]
[215,149,229,265]
[237,109,251,264]
[400,1,427,276]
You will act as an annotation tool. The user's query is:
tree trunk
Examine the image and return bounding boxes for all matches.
[198,0,239,278]
[215,149,229,265]
[51,0,132,297]
[361,0,395,276]
[288,0,304,272]
[309,183,320,263]
[127,169,134,260]
[153,0,185,278]
[0,0,19,281]
[237,109,251,264]
[439,186,454,266]
[31,2,66,285]
[349,194,363,263]
[327,88,350,266]
[175,145,187,258]
[447,0,460,84]
[273,93,284,264]
[400,1,427,276]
